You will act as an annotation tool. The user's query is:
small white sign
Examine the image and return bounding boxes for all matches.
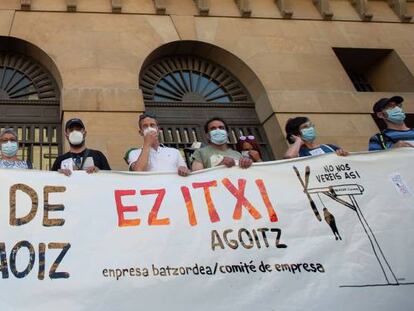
[309,148,325,156]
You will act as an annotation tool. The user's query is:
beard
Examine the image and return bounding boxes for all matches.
[69,140,85,148]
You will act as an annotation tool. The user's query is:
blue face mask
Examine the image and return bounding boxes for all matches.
[300,126,316,142]
[386,106,406,124]
[1,141,19,157]
[209,129,228,145]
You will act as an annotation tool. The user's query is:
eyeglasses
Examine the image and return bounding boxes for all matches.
[139,112,157,120]
[239,135,255,141]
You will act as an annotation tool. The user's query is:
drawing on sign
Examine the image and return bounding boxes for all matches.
[294,165,414,288]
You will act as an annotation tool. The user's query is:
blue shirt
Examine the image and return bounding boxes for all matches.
[368,128,414,151]
[299,144,339,157]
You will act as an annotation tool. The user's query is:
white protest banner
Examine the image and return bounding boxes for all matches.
[1,148,414,310]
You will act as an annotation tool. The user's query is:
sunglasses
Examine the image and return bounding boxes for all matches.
[239,135,255,141]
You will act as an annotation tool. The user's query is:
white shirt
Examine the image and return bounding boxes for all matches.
[61,157,95,171]
[127,146,187,172]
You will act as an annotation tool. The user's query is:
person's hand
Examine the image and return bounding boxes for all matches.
[178,166,190,177]
[220,156,236,168]
[393,141,414,148]
[291,135,304,146]
[86,166,99,174]
[239,157,253,169]
[335,148,349,156]
[58,168,72,177]
[143,130,158,147]
[248,150,262,162]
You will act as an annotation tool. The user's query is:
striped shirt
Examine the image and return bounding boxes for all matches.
[0,159,32,169]
[368,128,414,151]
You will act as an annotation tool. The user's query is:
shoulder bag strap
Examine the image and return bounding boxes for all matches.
[79,149,90,170]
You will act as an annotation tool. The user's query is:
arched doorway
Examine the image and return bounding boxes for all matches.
[139,42,274,164]
[0,37,61,170]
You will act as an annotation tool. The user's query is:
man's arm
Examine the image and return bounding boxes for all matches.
[190,149,205,172]
[130,131,158,171]
[327,144,349,157]
[176,150,190,176]
[131,146,151,171]
[239,156,253,169]
[52,156,72,177]
[392,141,414,148]
[191,160,204,172]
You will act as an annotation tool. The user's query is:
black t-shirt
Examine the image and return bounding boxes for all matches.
[51,149,111,171]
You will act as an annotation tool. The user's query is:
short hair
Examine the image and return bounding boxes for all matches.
[204,117,229,133]
[138,112,158,129]
[0,128,18,140]
[285,117,309,144]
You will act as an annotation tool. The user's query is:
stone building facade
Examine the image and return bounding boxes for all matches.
[0,0,413,170]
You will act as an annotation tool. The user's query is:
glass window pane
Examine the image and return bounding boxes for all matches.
[182,71,191,91]
[197,75,210,93]
[214,96,231,103]
[201,81,218,96]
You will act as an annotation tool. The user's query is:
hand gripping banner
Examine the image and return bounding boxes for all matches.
[1,148,414,310]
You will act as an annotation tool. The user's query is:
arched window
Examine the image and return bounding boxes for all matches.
[140,55,273,164]
[141,56,250,103]
[0,52,61,169]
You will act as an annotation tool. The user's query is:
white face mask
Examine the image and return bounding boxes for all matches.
[143,126,158,136]
[68,130,84,146]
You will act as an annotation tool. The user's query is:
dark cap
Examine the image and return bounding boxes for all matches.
[65,118,85,130]
[373,96,404,113]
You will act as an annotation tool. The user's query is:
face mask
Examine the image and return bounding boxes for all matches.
[143,126,158,136]
[1,141,18,157]
[210,129,228,145]
[386,106,406,124]
[300,126,316,142]
[241,150,250,157]
[68,130,84,146]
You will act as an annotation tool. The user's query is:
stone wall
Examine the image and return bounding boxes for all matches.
[0,1,413,169]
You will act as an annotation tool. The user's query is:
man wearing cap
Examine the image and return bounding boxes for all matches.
[369,96,414,151]
[124,112,190,176]
[51,118,111,175]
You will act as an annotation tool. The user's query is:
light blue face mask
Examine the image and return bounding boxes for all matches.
[209,129,228,145]
[1,141,19,157]
[300,126,316,142]
[386,106,406,124]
